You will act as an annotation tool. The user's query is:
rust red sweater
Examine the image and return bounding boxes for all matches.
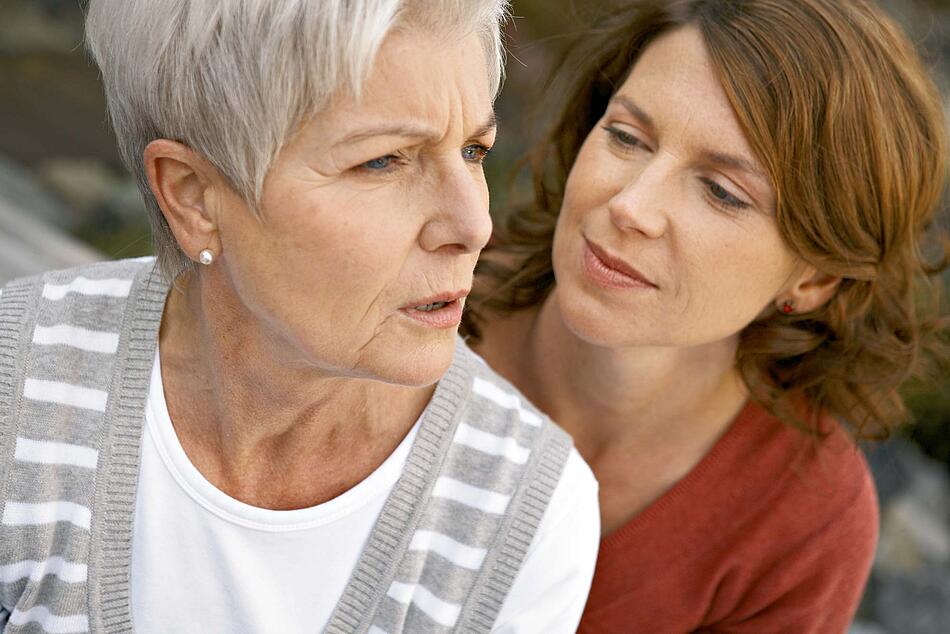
[578,401,878,633]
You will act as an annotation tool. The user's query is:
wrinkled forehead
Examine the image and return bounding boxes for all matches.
[311,28,496,144]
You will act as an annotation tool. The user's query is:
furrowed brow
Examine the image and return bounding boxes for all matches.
[471,112,498,139]
[335,123,441,146]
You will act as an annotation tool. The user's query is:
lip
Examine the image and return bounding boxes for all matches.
[583,239,658,290]
[399,291,470,329]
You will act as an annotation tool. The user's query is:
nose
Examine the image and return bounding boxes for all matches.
[607,155,672,239]
[419,164,492,254]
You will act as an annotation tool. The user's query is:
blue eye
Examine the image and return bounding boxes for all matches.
[361,155,396,170]
[462,144,492,163]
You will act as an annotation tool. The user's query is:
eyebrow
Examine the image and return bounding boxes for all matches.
[697,149,767,181]
[471,112,499,140]
[335,112,498,147]
[611,95,656,132]
[612,94,766,181]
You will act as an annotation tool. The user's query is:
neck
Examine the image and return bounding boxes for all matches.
[157,270,432,508]
[480,289,748,461]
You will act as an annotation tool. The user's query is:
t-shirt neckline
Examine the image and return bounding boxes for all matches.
[145,344,421,532]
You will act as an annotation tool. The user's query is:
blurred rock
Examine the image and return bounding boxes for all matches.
[874,565,950,634]
[872,440,950,575]
[0,153,101,283]
[865,441,912,507]
[877,495,950,573]
[0,194,100,285]
[37,157,134,219]
[849,620,890,634]
[0,153,72,229]
[862,439,950,634]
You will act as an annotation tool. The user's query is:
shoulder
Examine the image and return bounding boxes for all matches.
[455,334,598,511]
[3,257,158,289]
[0,256,166,440]
[493,447,600,631]
[457,335,600,544]
[541,447,600,550]
[769,408,878,540]
[715,401,875,519]
[707,404,878,625]
[456,337,572,447]
[783,415,879,578]
[713,402,878,552]
[1,257,161,309]
[457,335,600,549]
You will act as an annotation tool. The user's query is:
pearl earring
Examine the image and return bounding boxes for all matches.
[198,249,215,266]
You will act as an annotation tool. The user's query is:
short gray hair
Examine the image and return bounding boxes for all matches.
[85,0,510,281]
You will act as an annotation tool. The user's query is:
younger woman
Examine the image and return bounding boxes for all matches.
[468,0,948,630]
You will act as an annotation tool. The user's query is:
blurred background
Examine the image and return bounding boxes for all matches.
[0,0,947,631]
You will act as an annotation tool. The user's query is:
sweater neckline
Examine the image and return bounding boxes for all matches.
[599,399,771,553]
[324,337,475,631]
[89,259,479,633]
[91,261,171,632]
[145,344,421,531]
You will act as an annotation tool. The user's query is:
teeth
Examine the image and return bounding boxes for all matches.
[416,301,449,312]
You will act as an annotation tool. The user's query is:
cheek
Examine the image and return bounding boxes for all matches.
[678,222,793,324]
[563,145,612,210]
[223,185,419,330]
[273,185,415,278]
[554,149,612,254]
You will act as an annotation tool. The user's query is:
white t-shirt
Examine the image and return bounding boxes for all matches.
[130,350,599,633]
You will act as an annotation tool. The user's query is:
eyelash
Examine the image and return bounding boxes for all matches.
[357,144,493,174]
[603,125,751,213]
[358,154,402,172]
[463,143,493,164]
[699,178,750,213]
[603,125,649,152]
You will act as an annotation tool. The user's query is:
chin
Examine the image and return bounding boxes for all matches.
[558,297,628,348]
[356,331,458,387]
[554,284,663,349]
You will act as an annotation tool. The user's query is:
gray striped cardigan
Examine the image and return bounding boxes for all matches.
[0,258,573,633]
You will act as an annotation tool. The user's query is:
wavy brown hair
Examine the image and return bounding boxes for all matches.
[466,0,950,439]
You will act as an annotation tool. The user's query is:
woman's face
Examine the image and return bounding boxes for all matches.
[551,25,800,349]
[215,28,496,386]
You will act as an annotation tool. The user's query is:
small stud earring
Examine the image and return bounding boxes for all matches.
[198,249,215,266]
[781,301,794,314]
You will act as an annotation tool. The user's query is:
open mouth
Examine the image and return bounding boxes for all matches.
[400,293,468,329]
[415,301,451,312]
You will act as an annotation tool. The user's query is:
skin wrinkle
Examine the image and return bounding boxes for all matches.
[352,165,455,363]
[152,26,496,509]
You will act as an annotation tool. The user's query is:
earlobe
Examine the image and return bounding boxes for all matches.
[778,266,842,315]
[144,139,221,264]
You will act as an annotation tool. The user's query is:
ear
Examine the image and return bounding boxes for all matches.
[144,139,222,264]
[777,264,841,314]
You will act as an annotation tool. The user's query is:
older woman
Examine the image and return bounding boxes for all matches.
[467,0,947,631]
[0,1,599,633]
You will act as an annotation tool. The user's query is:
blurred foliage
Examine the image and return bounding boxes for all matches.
[906,381,950,465]
[902,290,950,466]
[72,209,151,260]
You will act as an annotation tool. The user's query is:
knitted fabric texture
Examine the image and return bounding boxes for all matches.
[0,258,572,634]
